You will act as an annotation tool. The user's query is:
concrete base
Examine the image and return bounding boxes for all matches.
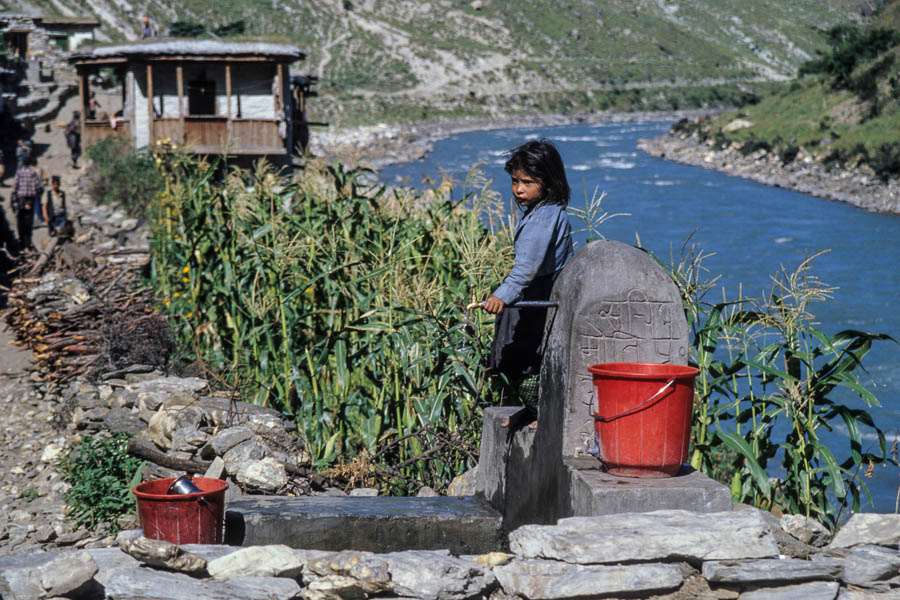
[225,496,504,555]
[566,457,733,516]
[475,407,732,528]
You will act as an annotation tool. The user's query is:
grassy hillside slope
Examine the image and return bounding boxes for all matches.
[7,0,869,125]
[685,5,900,181]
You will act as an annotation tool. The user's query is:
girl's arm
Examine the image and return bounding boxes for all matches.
[489,214,555,310]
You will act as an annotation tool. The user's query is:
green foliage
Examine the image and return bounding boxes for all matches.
[147,149,510,492]
[799,25,900,90]
[56,434,144,533]
[212,20,246,37]
[666,245,896,530]
[170,20,206,37]
[85,136,164,217]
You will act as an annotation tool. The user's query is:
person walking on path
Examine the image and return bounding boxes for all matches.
[44,175,71,238]
[15,138,32,170]
[64,112,82,169]
[482,139,574,414]
[12,156,41,252]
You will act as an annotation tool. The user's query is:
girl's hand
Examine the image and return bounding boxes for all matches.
[484,295,505,314]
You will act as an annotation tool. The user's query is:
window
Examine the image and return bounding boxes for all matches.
[187,75,215,115]
[50,35,69,52]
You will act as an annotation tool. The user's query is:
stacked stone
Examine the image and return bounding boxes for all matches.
[1,509,898,599]
[64,372,313,496]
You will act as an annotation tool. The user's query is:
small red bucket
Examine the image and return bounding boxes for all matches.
[589,362,699,478]
[132,477,228,544]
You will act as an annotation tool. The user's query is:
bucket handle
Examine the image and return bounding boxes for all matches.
[592,378,676,422]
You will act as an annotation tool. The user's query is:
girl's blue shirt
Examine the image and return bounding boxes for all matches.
[492,202,574,304]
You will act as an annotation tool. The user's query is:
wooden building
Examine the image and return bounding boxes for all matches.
[69,40,305,158]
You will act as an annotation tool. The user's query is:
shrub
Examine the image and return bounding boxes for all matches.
[85,136,164,218]
[56,434,144,533]
[169,21,206,38]
[868,142,900,181]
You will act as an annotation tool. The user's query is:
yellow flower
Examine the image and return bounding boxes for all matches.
[183,266,190,273]
[173,292,180,298]
[185,312,193,319]
[183,277,190,283]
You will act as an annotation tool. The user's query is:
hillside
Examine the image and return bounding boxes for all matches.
[6,0,871,125]
[670,6,900,182]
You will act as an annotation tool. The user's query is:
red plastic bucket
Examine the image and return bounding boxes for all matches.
[589,362,699,478]
[132,477,228,544]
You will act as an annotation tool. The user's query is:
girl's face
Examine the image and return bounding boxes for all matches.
[510,169,542,209]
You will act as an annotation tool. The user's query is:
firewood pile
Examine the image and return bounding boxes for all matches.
[2,242,168,384]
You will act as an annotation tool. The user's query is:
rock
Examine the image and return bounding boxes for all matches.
[841,545,900,589]
[308,550,391,594]
[124,536,207,574]
[200,427,254,460]
[104,407,147,436]
[738,580,840,600]
[446,467,477,496]
[830,514,900,549]
[473,552,514,568]
[86,547,142,586]
[148,405,206,451]
[39,550,99,596]
[701,557,842,585]
[493,559,683,599]
[204,456,226,480]
[383,550,496,600]
[781,515,831,547]
[305,574,368,599]
[206,544,303,579]
[349,488,378,497]
[171,425,208,452]
[39,444,62,463]
[509,510,778,564]
[222,437,269,474]
[417,486,439,497]
[234,457,287,493]
[104,569,302,600]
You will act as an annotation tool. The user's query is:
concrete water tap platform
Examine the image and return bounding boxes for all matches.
[224,495,505,554]
[476,407,732,526]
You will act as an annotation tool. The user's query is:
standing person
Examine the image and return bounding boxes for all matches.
[483,139,574,411]
[44,175,70,238]
[12,156,41,251]
[141,14,157,39]
[88,92,101,119]
[15,138,31,169]
[64,111,82,168]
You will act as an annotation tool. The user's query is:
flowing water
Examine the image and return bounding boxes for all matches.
[379,120,900,513]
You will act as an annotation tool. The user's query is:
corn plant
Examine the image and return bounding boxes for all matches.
[664,243,896,530]
[147,146,510,492]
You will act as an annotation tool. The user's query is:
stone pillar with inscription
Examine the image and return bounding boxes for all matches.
[475,240,731,528]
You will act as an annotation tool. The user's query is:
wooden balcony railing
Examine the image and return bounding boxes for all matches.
[83,119,131,148]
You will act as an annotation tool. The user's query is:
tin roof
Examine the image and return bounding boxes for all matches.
[70,39,305,62]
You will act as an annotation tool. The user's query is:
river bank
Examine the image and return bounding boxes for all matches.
[638,129,900,216]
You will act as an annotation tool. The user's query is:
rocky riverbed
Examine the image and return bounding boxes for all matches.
[638,126,900,215]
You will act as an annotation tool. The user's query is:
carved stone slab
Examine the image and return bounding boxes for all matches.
[541,240,689,457]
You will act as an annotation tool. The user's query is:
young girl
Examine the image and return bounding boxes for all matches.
[484,139,574,406]
[44,175,68,238]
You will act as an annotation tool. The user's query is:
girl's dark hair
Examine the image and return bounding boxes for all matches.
[51,175,61,185]
[504,138,570,207]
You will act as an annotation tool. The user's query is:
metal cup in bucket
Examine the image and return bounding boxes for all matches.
[167,474,203,495]
[589,362,699,478]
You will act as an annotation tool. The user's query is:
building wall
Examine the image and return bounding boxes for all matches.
[127,59,289,150]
